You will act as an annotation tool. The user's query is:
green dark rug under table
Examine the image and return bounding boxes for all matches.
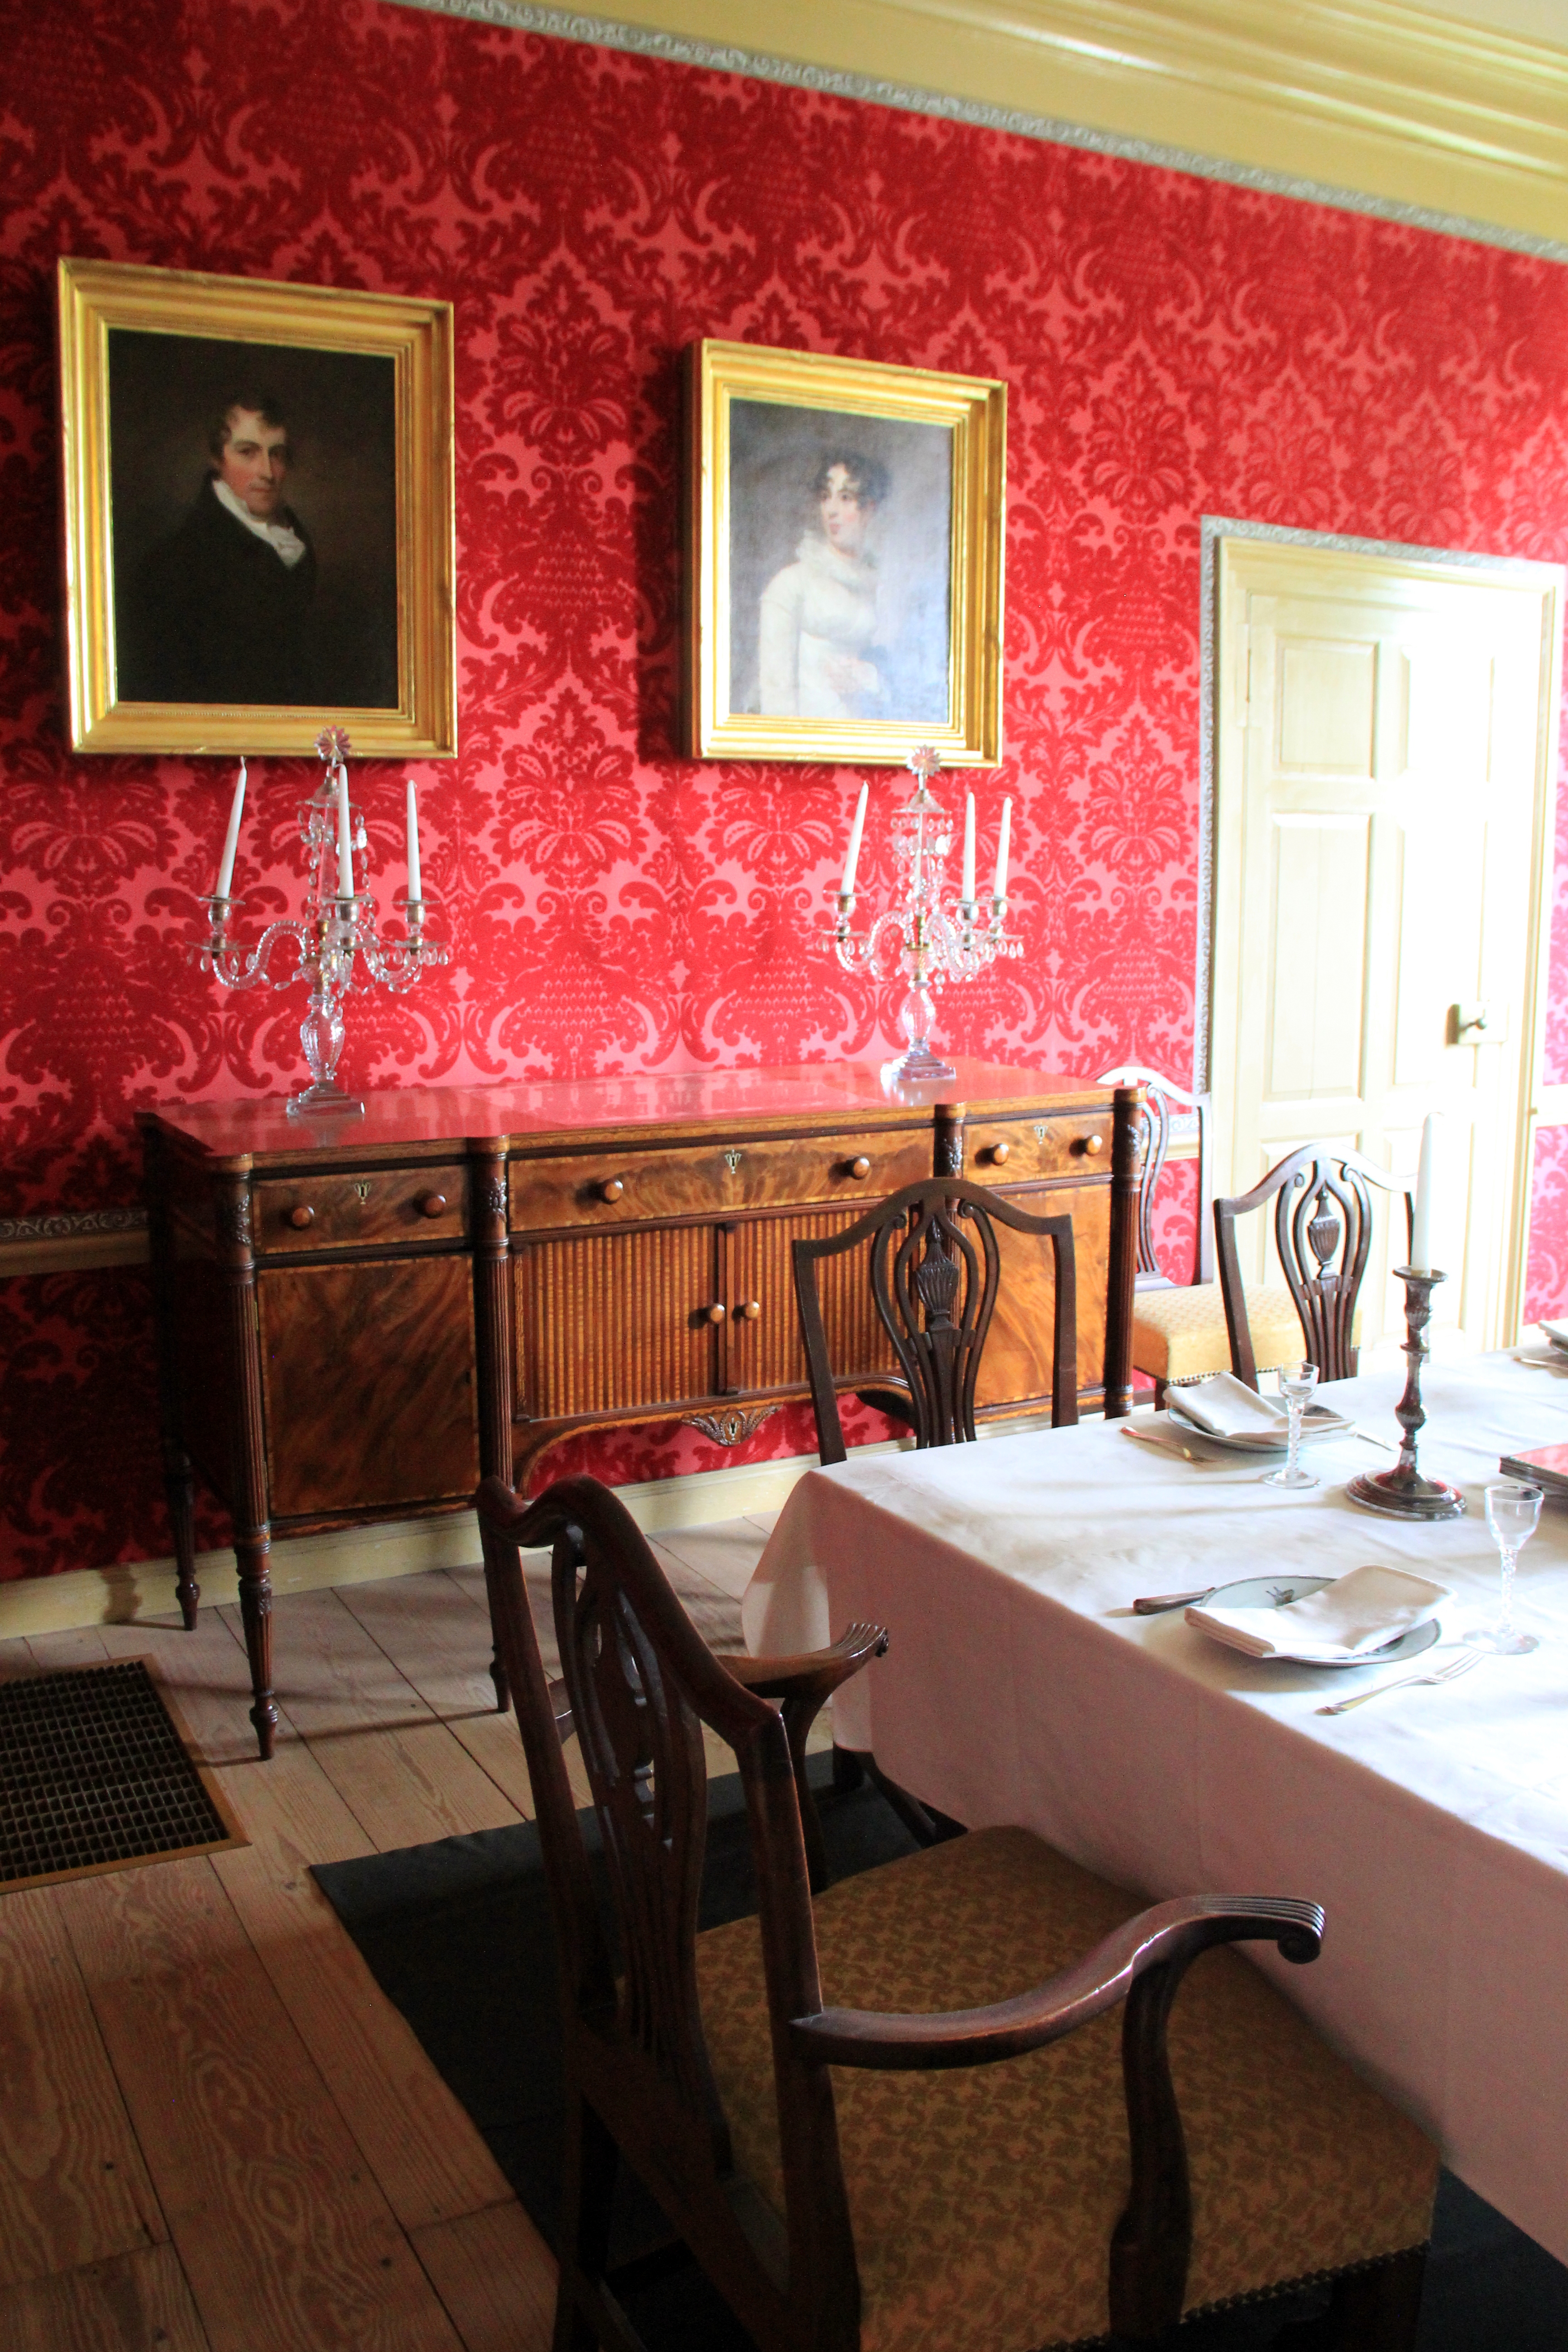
[313,1758,1568,2351]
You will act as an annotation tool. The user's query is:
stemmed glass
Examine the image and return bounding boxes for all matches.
[1262,1361,1320,1489]
[1466,1481,1544,1655]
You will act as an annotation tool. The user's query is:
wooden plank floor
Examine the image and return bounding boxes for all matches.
[0,1516,777,2352]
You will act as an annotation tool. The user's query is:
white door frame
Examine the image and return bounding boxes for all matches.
[1197,516,1565,1339]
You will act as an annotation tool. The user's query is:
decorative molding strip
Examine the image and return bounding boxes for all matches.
[395,0,1568,260]
[0,1208,150,1279]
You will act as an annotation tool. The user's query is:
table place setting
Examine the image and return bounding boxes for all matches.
[1182,1562,1449,1664]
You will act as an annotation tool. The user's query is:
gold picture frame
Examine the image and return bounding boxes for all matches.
[684,339,1005,765]
[57,257,456,756]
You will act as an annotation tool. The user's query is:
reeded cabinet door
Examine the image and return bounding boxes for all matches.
[513,1224,721,1418]
[258,1255,480,1519]
[725,1210,899,1397]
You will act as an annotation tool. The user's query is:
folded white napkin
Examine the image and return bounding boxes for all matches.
[1168,1372,1294,1440]
[1186,1564,1450,1661]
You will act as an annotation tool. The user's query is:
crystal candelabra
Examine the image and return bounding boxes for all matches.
[1345,1269,1466,1521]
[197,729,448,1117]
[831,745,1021,1089]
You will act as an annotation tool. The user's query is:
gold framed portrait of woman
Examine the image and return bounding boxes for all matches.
[57,257,456,757]
[683,340,1005,766]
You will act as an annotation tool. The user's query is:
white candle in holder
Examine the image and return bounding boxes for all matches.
[405,779,422,903]
[993,795,1012,902]
[1410,1113,1437,1273]
[335,764,355,900]
[961,793,976,902]
[214,759,247,900]
[841,783,868,896]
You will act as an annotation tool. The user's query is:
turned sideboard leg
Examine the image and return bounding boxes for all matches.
[471,1142,515,1714]
[216,1169,278,1759]
[141,1118,203,1629]
[1103,1085,1144,1421]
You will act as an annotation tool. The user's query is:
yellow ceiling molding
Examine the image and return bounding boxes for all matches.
[410,0,1568,252]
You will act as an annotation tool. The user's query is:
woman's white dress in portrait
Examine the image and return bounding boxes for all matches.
[757,533,882,718]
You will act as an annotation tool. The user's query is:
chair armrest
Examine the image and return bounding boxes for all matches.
[789,1892,1322,2069]
[723,1622,888,1707]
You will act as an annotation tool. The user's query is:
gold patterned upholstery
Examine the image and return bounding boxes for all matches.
[698,1828,1436,2352]
[1132,1280,1362,1387]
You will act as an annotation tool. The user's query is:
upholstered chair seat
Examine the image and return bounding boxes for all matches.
[700,1826,1437,2352]
[1132,1280,1353,1389]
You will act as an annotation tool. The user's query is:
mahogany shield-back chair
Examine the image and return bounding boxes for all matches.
[475,1470,1437,2352]
[1096,1065,1303,1407]
[792,1176,1079,1468]
[1214,1144,1415,1392]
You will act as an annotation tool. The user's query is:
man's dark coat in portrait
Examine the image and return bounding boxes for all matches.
[118,476,318,705]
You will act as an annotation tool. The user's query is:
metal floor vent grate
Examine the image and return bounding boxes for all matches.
[0,1658,239,1890]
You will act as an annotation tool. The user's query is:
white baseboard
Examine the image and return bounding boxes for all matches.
[0,1406,1071,1645]
[0,1447,833,1643]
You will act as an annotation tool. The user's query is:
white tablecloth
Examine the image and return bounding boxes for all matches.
[742,1352,1568,2262]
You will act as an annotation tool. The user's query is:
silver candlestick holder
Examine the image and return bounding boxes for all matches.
[1346,1268,1466,1520]
[197,731,448,1118]
[831,745,1021,1088]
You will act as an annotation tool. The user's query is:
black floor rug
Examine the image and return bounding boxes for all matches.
[314,1759,1568,2350]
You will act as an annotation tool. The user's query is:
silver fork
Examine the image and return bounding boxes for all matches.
[1316,1651,1480,1715]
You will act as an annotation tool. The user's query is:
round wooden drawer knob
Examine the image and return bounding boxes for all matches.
[738,1300,762,1320]
[287,1205,315,1229]
[706,1303,727,1324]
[849,1156,872,1179]
[989,1141,1011,1166]
[419,1192,447,1218]
[1082,1133,1105,1156]
[596,1178,625,1203]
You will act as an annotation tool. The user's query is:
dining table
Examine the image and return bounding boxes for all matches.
[741,1348,1568,2266]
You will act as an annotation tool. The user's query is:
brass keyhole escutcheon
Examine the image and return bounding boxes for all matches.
[354,1181,372,1202]
[724,1149,744,1173]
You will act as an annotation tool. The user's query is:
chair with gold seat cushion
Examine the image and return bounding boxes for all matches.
[1216,1145,1413,1392]
[1132,1281,1355,1396]
[701,1829,1436,2352]
[476,1470,1437,2352]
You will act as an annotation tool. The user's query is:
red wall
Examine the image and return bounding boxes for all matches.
[5,0,1568,1578]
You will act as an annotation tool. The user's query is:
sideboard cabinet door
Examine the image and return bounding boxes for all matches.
[513,1225,721,1419]
[974,1183,1112,1411]
[725,1210,899,1396]
[258,1256,480,1519]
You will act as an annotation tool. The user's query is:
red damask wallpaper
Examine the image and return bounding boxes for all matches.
[4,0,1568,1579]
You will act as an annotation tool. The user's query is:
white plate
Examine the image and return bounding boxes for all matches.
[1166,1402,1356,1454]
[1195,1576,1443,1667]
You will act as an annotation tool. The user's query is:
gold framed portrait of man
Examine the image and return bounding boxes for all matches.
[57,257,456,756]
[683,339,1006,765]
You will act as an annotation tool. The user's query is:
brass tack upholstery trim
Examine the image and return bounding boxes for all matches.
[697,1828,1437,2352]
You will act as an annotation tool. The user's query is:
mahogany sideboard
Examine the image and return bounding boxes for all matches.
[138,1063,1140,1756]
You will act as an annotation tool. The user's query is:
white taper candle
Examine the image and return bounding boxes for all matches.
[1410,1113,1436,1273]
[214,758,247,899]
[961,792,975,902]
[405,778,422,903]
[335,763,355,900]
[841,783,868,896]
[993,795,1012,901]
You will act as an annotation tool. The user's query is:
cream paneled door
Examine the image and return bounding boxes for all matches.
[1213,539,1561,1354]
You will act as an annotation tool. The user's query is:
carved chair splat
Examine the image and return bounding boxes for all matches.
[1214,1144,1415,1392]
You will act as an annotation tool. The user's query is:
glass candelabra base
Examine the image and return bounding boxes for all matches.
[287,1078,366,1118]
[880,1039,959,1088]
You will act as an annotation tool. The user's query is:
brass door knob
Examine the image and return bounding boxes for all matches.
[419,1192,447,1218]
[287,1205,315,1229]
[989,1140,1011,1166]
[1081,1133,1105,1156]
[849,1156,872,1179]
[596,1178,625,1203]
[706,1303,727,1324]
[738,1300,762,1320]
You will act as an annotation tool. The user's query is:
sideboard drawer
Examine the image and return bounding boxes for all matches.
[963,1113,1110,1186]
[255,1164,469,1253]
[509,1131,930,1232]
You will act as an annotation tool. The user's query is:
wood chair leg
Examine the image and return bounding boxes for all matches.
[1325,2249,1426,2349]
[831,1741,864,1794]
[555,2091,621,2352]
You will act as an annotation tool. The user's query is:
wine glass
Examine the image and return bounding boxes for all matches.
[1466,1481,1544,1655]
[1262,1361,1319,1489]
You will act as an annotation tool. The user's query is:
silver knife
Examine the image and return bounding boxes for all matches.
[1133,1587,1215,1615]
